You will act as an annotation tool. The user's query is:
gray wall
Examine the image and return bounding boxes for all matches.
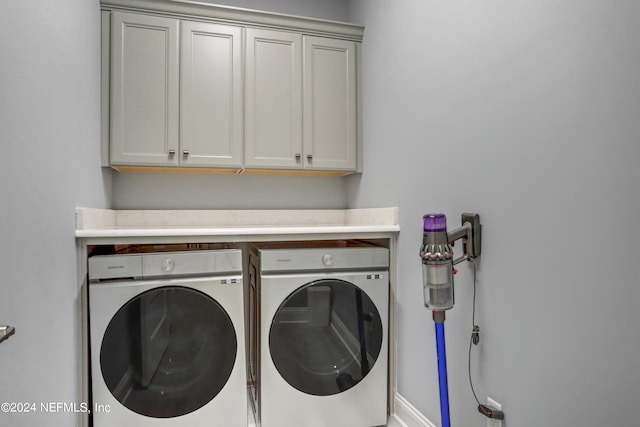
[113,173,347,209]
[112,0,351,210]
[0,1,110,426]
[347,0,640,426]
[6,0,640,426]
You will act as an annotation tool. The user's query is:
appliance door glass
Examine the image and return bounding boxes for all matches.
[269,279,383,396]
[100,286,236,418]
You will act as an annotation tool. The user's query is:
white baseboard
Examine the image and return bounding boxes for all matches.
[390,393,437,427]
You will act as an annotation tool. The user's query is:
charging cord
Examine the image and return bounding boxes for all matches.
[467,258,481,405]
[467,259,505,421]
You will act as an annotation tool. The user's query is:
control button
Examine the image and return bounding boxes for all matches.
[322,254,334,266]
[161,258,175,272]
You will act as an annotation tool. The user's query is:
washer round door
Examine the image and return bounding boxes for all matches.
[100,286,237,418]
[269,279,383,396]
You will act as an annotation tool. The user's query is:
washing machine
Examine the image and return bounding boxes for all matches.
[252,241,389,427]
[88,246,247,427]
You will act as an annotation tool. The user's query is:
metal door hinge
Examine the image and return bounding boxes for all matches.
[0,326,15,344]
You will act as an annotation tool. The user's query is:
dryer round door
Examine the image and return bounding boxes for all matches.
[269,279,383,396]
[99,286,237,418]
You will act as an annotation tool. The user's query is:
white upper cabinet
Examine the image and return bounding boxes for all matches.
[102,0,363,174]
[245,29,303,169]
[303,37,357,171]
[110,12,242,169]
[110,12,179,166]
[180,21,243,168]
[245,31,358,172]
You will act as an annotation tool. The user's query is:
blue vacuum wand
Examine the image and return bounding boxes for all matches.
[433,311,451,427]
[420,213,481,427]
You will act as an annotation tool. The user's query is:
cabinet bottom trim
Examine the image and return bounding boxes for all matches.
[240,169,353,176]
[112,166,241,175]
[112,166,355,177]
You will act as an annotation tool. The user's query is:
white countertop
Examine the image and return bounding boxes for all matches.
[75,207,399,240]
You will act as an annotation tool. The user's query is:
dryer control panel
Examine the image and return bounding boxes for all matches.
[259,247,389,273]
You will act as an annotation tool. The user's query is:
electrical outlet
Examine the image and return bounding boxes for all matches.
[487,397,503,427]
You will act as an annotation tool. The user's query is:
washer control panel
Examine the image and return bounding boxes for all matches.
[89,250,242,281]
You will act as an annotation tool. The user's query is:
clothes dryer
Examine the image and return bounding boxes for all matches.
[88,248,246,427]
[253,242,389,427]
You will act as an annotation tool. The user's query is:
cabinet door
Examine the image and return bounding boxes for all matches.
[303,37,357,171]
[110,12,179,166]
[181,22,243,168]
[245,29,302,169]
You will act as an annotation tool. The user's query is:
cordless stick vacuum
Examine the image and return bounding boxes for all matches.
[420,213,481,427]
